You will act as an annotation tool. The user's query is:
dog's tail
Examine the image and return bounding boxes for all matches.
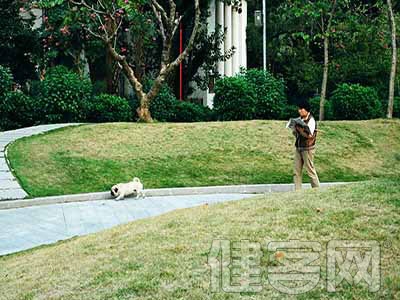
[133,177,140,182]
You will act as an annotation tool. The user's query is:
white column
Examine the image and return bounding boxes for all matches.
[205,0,217,108]
[232,7,240,75]
[224,4,232,77]
[239,0,247,69]
[262,0,266,70]
[216,0,225,76]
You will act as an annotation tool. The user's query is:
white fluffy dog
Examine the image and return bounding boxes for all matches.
[111,177,145,200]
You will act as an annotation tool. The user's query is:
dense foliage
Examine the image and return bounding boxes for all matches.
[0,91,36,130]
[130,77,213,122]
[213,75,257,121]
[213,69,293,121]
[244,69,287,119]
[331,83,383,120]
[0,0,39,83]
[86,94,132,123]
[36,66,92,123]
[309,96,334,120]
[0,65,13,96]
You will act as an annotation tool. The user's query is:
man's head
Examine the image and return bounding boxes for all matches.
[297,101,311,118]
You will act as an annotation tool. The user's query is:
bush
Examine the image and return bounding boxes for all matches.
[172,101,213,122]
[244,69,287,119]
[0,65,13,96]
[86,94,132,122]
[36,66,93,123]
[213,76,256,121]
[130,79,212,122]
[279,103,299,120]
[147,85,178,122]
[309,96,334,120]
[129,79,177,122]
[0,91,36,130]
[331,83,382,120]
[393,97,400,118]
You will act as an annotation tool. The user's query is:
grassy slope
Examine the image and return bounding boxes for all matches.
[0,179,398,299]
[7,119,400,197]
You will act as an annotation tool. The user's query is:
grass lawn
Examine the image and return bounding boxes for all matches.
[0,179,398,299]
[6,119,400,197]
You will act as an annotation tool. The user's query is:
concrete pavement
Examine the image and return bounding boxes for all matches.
[0,124,81,200]
[0,193,256,256]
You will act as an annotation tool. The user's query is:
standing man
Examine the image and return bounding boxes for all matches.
[293,102,320,190]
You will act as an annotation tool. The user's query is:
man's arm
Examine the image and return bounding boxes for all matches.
[295,125,313,139]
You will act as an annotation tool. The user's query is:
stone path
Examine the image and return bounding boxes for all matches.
[0,124,81,200]
[0,193,255,256]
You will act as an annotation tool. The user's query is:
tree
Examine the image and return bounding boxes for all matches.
[275,0,341,120]
[319,0,338,121]
[0,0,40,83]
[34,2,91,77]
[386,0,396,118]
[39,0,200,122]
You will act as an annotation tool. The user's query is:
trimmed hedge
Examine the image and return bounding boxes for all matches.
[0,65,13,96]
[244,69,287,119]
[36,66,92,123]
[86,94,132,122]
[393,97,400,118]
[173,101,213,122]
[309,96,334,120]
[331,83,382,120]
[213,75,256,121]
[130,79,212,122]
[213,69,290,121]
[0,91,36,130]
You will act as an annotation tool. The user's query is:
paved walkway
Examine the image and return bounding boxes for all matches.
[0,193,255,256]
[0,124,81,200]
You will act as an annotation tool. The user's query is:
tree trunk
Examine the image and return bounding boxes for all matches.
[105,48,115,93]
[136,97,153,122]
[319,35,329,121]
[387,0,396,119]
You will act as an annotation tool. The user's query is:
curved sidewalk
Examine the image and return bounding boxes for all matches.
[0,124,81,200]
[0,193,255,256]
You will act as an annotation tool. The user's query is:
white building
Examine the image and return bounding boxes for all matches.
[189,0,248,108]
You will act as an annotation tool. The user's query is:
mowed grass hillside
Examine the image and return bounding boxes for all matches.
[7,119,400,197]
[0,179,398,299]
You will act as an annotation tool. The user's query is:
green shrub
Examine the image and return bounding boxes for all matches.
[393,97,400,118]
[0,91,36,130]
[309,96,334,120]
[131,85,213,122]
[148,85,178,122]
[86,94,132,122]
[213,76,256,121]
[243,69,287,119]
[0,65,13,96]
[36,66,92,123]
[279,103,299,120]
[331,83,382,120]
[172,101,213,122]
[130,79,177,122]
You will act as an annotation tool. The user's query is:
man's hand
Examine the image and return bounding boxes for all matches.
[295,125,312,139]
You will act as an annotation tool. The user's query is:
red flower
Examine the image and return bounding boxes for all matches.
[60,25,71,35]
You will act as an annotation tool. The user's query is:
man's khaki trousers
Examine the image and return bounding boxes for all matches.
[294,148,320,190]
